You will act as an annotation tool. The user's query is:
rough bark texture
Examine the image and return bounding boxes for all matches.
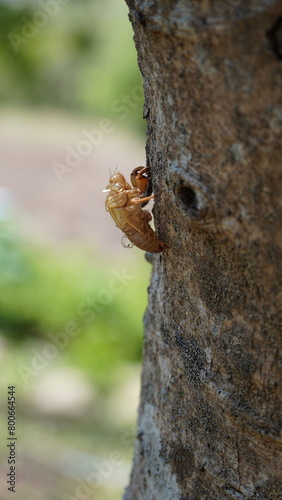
[124,1,282,499]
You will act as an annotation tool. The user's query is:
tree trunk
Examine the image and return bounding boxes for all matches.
[124,1,282,499]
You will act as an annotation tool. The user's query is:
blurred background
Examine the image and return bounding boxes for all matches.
[0,1,149,499]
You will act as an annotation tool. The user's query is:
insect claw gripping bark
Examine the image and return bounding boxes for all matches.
[104,167,168,253]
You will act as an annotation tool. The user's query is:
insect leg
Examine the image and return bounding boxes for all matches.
[130,191,163,205]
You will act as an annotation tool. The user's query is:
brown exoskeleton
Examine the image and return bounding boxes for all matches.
[103,167,167,253]
[130,166,152,207]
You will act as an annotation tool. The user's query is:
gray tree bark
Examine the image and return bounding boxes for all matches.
[124,1,282,499]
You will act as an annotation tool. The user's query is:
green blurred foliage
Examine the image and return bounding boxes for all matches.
[0,0,144,129]
[0,3,146,496]
[0,221,149,388]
